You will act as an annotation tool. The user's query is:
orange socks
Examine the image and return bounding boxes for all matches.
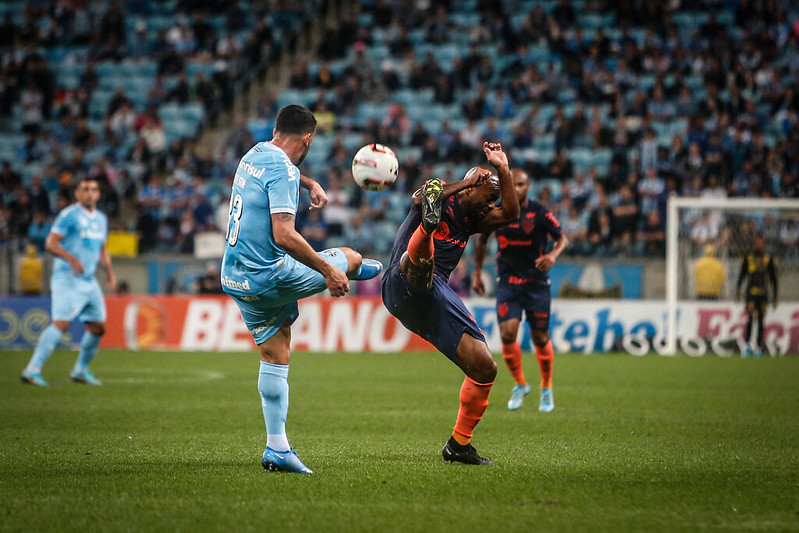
[536,340,554,389]
[452,376,493,445]
[502,341,526,386]
[407,225,435,266]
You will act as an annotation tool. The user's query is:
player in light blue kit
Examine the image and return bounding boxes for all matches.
[21,176,116,387]
[221,105,382,474]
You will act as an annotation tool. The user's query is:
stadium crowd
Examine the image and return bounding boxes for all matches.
[1,0,798,263]
[0,0,320,255]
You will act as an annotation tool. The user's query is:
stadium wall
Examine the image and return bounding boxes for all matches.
[2,296,797,355]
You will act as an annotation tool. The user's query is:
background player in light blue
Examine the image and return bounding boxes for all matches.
[221,105,381,474]
[21,176,117,387]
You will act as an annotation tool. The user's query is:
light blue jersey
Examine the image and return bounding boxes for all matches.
[221,141,349,343]
[48,203,108,323]
[221,141,302,296]
[51,204,108,280]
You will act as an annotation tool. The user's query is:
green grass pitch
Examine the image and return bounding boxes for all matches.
[1,349,797,532]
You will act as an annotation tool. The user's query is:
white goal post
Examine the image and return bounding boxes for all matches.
[665,196,799,355]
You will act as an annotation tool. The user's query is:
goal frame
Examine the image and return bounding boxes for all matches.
[665,196,799,355]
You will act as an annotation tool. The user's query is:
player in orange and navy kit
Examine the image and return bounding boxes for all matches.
[736,234,778,358]
[382,142,519,465]
[473,169,569,412]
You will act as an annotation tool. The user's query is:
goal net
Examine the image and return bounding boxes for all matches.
[665,197,799,356]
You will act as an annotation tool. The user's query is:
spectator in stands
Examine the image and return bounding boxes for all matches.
[27,211,50,252]
[20,82,43,135]
[636,210,666,257]
[344,214,374,254]
[610,183,638,247]
[638,167,665,216]
[18,243,43,295]
[299,208,328,251]
[562,205,588,256]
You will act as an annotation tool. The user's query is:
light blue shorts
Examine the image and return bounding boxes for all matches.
[229,248,349,344]
[50,275,107,323]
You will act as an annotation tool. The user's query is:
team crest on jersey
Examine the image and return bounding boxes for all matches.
[522,212,535,233]
[433,221,449,240]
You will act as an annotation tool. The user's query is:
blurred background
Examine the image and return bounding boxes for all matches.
[0,0,797,353]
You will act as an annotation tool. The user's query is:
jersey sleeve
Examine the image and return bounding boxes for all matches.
[50,207,74,237]
[540,206,564,238]
[265,155,300,215]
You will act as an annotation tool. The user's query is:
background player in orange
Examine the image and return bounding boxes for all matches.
[473,169,569,411]
[381,142,518,465]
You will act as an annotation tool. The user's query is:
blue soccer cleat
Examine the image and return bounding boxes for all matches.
[21,370,48,387]
[539,387,554,412]
[742,345,751,359]
[753,348,761,359]
[507,383,531,411]
[355,258,383,280]
[262,447,313,474]
[70,370,102,386]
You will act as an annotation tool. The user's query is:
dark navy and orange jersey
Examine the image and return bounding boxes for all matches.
[388,193,478,282]
[383,192,485,362]
[494,198,563,285]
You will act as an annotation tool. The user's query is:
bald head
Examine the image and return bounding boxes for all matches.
[511,168,530,202]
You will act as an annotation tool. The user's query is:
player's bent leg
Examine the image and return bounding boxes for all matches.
[442,333,496,466]
[338,246,383,280]
[256,323,312,474]
[400,251,435,291]
[21,320,71,386]
[532,330,554,412]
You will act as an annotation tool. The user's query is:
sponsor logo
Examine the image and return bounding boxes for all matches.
[433,222,467,248]
[80,230,106,240]
[238,295,260,302]
[238,160,265,179]
[124,301,167,350]
[498,236,533,249]
[251,317,277,335]
[234,174,247,188]
[508,275,537,285]
[221,276,251,291]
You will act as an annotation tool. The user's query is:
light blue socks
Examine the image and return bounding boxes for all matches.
[258,361,291,452]
[26,324,63,373]
[73,331,101,373]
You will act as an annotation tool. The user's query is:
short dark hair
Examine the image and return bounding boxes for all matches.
[275,105,317,136]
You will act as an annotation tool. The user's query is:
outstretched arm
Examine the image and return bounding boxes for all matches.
[410,167,491,207]
[478,142,519,233]
[472,232,490,296]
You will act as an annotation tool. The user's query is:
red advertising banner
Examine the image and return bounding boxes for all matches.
[102,295,435,352]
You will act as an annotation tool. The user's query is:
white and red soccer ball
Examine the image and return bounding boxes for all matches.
[351,143,399,191]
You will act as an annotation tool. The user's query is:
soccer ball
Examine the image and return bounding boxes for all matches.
[351,143,399,191]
